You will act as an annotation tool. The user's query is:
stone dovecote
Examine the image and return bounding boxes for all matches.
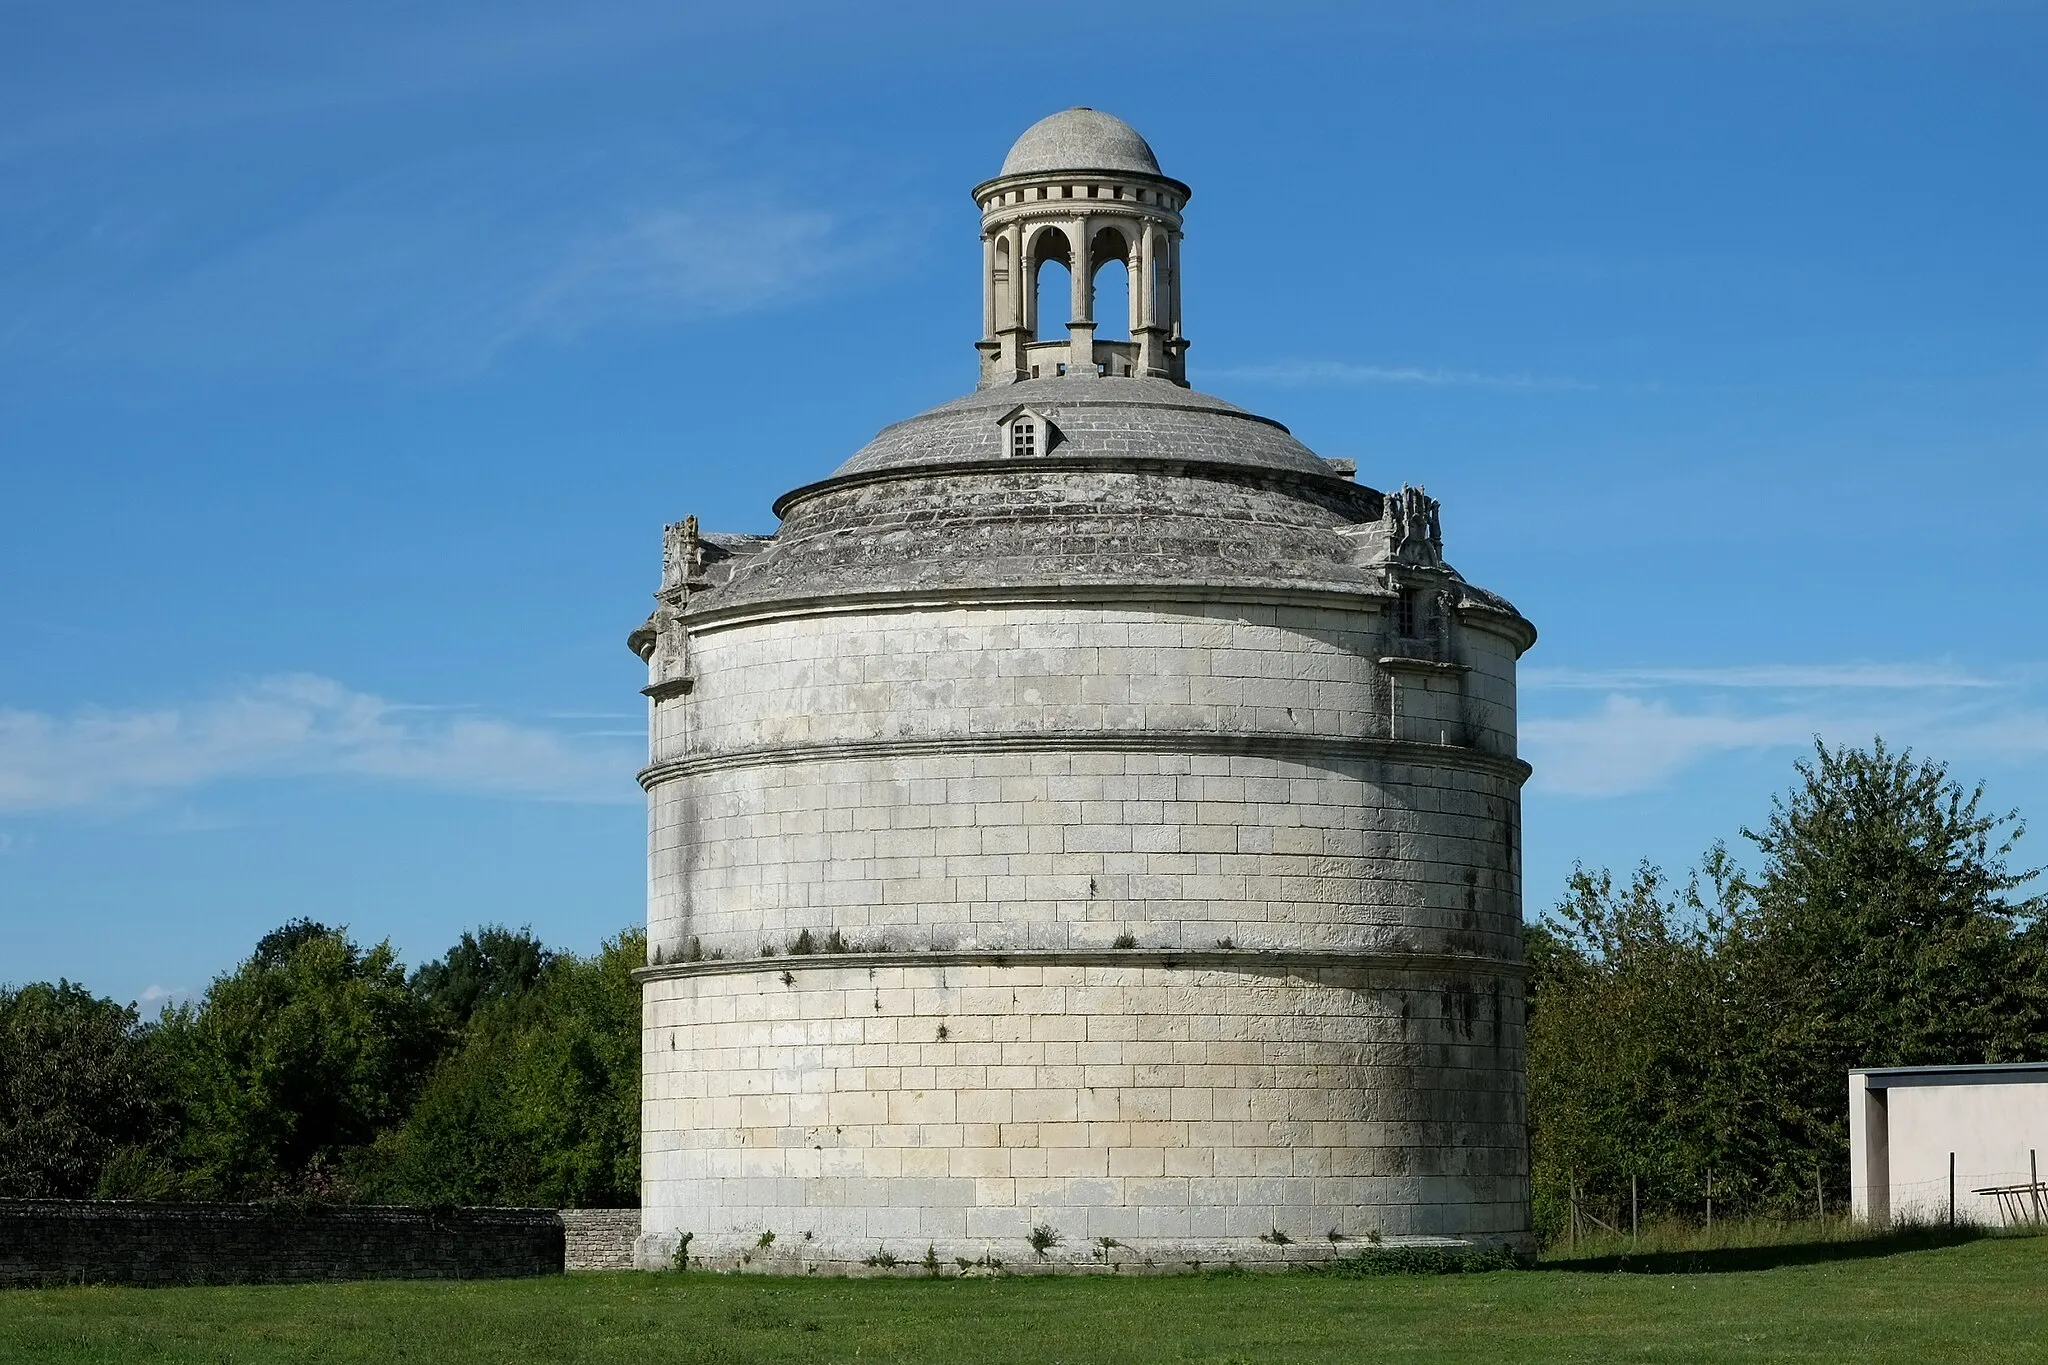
[630,109,1538,1272]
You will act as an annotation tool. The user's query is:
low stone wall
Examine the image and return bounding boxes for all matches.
[560,1208,640,1270]
[0,1201,564,1288]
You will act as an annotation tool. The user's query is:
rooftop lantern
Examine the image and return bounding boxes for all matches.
[972,108,1191,388]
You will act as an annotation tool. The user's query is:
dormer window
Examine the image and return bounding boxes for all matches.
[997,406,1057,459]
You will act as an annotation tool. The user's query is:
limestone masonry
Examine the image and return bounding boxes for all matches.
[629,108,1539,1271]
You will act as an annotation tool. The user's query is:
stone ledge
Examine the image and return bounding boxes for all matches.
[681,580,1399,634]
[639,730,1532,787]
[771,452,1370,519]
[633,946,1526,985]
[1378,655,1470,675]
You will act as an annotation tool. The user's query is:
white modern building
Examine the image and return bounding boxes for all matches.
[629,109,1537,1272]
[1850,1063,2048,1226]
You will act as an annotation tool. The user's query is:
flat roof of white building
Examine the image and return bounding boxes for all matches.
[1852,1062,2048,1089]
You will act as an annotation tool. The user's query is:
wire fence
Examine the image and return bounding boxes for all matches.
[1549,1153,2048,1251]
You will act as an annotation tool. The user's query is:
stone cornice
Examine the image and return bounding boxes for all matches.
[638,730,1532,787]
[677,581,1537,660]
[634,946,1526,985]
[1377,655,1470,675]
[971,167,1193,204]
[768,450,1366,520]
[681,580,1397,634]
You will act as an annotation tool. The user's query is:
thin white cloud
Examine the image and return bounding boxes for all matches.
[483,203,883,360]
[1523,662,2004,691]
[1208,360,1594,392]
[1522,661,2048,797]
[0,674,640,813]
[134,984,198,1015]
[3,157,897,376]
[1525,696,1835,796]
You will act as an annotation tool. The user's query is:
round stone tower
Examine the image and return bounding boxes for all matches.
[630,108,1537,1271]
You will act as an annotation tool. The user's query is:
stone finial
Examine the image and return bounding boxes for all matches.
[636,516,704,692]
[648,598,691,695]
[1382,485,1443,569]
[661,516,703,595]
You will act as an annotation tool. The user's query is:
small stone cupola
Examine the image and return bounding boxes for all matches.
[973,108,1191,389]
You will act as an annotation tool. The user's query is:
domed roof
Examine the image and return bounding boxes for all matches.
[683,375,1393,618]
[1000,108,1162,178]
[821,375,1332,483]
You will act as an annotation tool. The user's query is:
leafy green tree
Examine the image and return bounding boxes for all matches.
[362,928,643,1207]
[0,981,172,1198]
[1526,856,1767,1236]
[1729,738,2047,1202]
[410,925,556,1026]
[159,923,443,1198]
[1527,739,2048,1236]
[510,927,642,1206]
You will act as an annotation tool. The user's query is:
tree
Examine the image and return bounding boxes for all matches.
[410,925,556,1026]
[1525,856,1765,1236]
[0,981,172,1198]
[362,928,643,1207]
[508,928,642,1206]
[1525,739,2048,1235]
[158,923,443,1198]
[1730,738,2047,1202]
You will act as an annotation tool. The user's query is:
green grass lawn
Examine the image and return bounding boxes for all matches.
[4,1233,2043,1364]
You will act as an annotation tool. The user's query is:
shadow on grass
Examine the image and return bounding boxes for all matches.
[1538,1223,2013,1275]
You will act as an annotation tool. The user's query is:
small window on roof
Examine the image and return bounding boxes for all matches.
[998,407,1057,459]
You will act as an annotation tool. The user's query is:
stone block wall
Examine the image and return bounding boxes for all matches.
[645,598,1523,971]
[659,601,1520,761]
[639,956,1526,1270]
[638,460,1534,1268]
[649,748,1520,967]
[561,1208,641,1270]
[0,1203,564,1288]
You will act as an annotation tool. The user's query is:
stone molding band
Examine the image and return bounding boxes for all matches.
[638,729,1534,788]
[634,946,1527,985]
[769,450,1343,520]
[684,580,1394,635]
[680,582,1538,656]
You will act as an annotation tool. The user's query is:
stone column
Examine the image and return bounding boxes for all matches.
[1068,216,1096,377]
[1001,224,1026,376]
[981,232,996,341]
[1022,233,1039,341]
[1136,227,1162,376]
[1167,233,1186,379]
[1127,235,1141,339]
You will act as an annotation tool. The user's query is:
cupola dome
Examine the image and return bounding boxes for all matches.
[999,107,1162,177]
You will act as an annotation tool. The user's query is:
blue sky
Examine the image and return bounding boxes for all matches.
[3,1,2044,1008]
